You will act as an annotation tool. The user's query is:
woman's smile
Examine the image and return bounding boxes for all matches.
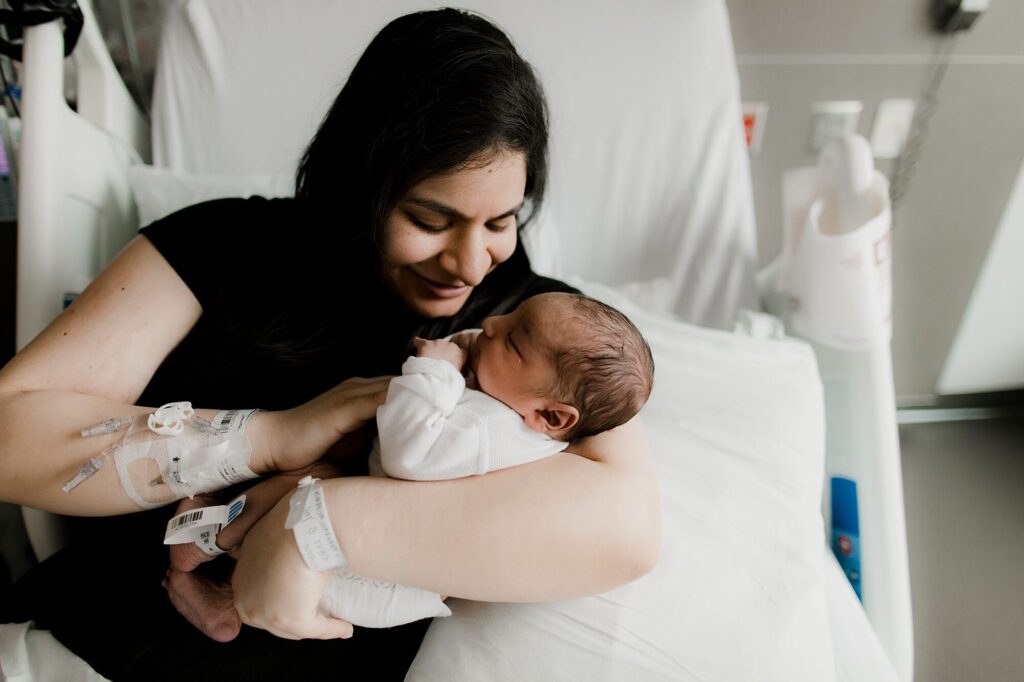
[381,150,525,318]
[412,271,471,299]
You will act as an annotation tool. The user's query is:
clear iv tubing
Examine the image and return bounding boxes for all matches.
[62,444,119,493]
[64,416,137,492]
[64,406,217,493]
[80,415,134,438]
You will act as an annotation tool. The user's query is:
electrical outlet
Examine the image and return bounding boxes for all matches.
[810,101,862,152]
[871,99,916,159]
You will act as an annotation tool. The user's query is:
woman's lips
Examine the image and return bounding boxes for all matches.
[415,272,470,299]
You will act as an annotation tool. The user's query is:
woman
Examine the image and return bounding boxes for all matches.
[0,8,658,679]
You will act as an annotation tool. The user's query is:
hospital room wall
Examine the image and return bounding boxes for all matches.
[725,0,1024,403]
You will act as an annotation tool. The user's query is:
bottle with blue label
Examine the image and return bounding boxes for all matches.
[831,476,862,601]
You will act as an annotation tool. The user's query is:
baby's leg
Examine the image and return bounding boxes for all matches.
[163,568,241,642]
[164,461,342,640]
[320,571,451,629]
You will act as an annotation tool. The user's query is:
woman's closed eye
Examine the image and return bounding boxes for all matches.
[407,212,449,234]
[486,217,516,233]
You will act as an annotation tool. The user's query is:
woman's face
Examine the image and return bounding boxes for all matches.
[382,150,526,318]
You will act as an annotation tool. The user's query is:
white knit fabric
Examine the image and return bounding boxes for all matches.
[322,354,567,628]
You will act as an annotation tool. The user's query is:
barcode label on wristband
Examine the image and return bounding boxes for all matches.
[173,510,204,530]
[211,409,259,434]
[163,495,246,546]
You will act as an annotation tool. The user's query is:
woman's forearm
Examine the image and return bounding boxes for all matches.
[0,389,152,514]
[323,418,660,601]
[0,389,282,515]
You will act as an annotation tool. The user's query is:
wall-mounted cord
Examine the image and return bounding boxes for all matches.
[889,33,959,211]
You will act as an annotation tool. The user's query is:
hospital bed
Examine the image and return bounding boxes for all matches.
[4,1,913,680]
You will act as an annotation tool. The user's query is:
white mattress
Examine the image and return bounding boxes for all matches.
[402,565,899,682]
[0,562,897,682]
[823,549,901,682]
[151,0,758,329]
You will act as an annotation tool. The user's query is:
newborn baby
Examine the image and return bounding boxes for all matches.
[164,292,654,640]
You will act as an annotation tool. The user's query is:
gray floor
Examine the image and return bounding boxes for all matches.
[1,418,1022,681]
[901,416,1024,682]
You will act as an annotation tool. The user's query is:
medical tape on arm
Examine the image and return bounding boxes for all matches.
[67,403,261,510]
[285,476,349,572]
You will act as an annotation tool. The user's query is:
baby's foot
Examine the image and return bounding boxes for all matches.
[163,568,242,642]
[169,494,230,572]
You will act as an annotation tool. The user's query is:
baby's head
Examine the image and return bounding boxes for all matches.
[471,292,654,441]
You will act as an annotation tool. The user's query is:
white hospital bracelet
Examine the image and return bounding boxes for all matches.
[164,495,247,556]
[285,476,348,572]
[211,408,260,434]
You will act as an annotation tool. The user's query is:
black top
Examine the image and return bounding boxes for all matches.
[138,196,575,410]
[4,196,577,681]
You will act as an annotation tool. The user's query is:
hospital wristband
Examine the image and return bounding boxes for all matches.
[285,476,348,572]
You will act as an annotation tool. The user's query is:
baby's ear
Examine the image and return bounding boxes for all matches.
[526,403,579,438]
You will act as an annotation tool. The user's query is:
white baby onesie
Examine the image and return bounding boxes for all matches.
[319,354,568,628]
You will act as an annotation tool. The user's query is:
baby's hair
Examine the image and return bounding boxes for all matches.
[547,295,654,441]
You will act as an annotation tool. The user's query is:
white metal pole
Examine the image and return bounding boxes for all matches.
[16,19,65,352]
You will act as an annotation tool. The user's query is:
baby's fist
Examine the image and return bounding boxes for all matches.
[413,337,466,371]
[448,330,481,356]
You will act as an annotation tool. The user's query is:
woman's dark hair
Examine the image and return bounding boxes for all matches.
[296,8,548,256]
[227,9,549,366]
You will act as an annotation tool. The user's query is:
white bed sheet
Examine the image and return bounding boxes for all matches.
[0,559,897,682]
[0,560,896,682]
[823,549,901,682]
[0,623,107,682]
[151,0,757,329]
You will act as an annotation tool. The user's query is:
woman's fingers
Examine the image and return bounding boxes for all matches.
[232,496,350,640]
[264,376,394,472]
[333,375,393,393]
[308,614,354,640]
[243,614,353,641]
[328,388,389,435]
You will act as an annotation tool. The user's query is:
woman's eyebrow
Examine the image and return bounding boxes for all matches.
[405,196,524,223]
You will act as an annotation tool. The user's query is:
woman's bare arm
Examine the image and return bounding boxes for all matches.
[0,237,385,514]
[0,237,205,513]
[233,416,660,635]
[330,416,660,601]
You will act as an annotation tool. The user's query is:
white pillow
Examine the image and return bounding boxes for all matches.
[128,165,294,228]
[408,282,835,682]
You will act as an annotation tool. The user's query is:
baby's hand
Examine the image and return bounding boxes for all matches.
[448,330,481,357]
[413,337,466,371]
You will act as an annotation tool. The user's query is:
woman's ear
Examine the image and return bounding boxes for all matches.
[525,403,579,437]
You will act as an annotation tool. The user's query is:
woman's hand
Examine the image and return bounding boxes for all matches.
[255,376,391,473]
[232,493,354,640]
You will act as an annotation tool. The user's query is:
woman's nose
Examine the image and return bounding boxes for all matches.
[442,227,490,286]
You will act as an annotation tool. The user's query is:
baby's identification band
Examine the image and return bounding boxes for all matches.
[286,476,348,572]
[164,494,247,556]
[66,403,261,510]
